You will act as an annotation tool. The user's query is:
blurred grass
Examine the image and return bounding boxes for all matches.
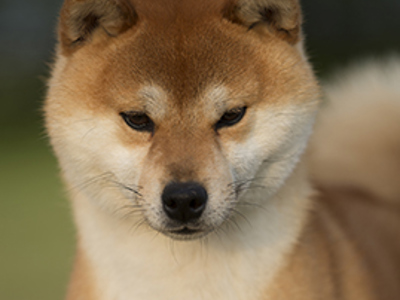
[0,122,75,300]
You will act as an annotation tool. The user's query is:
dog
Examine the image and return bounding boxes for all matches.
[45,0,400,299]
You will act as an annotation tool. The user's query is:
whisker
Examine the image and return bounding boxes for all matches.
[226,215,243,233]
[237,202,267,212]
[70,171,114,192]
[230,208,252,228]
[109,180,143,196]
[130,218,148,235]
[114,204,143,215]
[168,237,179,264]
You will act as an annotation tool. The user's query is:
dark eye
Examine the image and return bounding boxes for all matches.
[216,107,247,130]
[120,112,154,133]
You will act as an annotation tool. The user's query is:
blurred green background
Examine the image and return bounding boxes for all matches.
[1,0,399,299]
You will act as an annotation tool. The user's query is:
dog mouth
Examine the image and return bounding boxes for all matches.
[163,226,211,240]
[173,227,199,234]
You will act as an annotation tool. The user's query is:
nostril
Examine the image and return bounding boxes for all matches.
[164,198,178,210]
[190,198,204,211]
[162,182,208,223]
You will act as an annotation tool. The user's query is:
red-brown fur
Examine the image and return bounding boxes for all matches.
[45,1,400,299]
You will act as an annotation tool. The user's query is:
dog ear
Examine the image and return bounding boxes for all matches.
[59,0,136,54]
[225,0,302,44]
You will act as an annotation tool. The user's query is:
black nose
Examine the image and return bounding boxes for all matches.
[162,182,208,223]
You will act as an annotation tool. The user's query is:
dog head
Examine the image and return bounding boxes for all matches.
[46,0,319,240]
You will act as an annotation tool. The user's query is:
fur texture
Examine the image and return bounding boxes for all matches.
[310,58,400,203]
[45,0,400,299]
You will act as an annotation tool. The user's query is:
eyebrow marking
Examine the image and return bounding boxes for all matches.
[204,84,256,114]
[204,85,229,115]
[138,85,168,117]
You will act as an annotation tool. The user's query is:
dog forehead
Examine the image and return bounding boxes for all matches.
[130,0,231,24]
[107,20,259,104]
[98,12,309,113]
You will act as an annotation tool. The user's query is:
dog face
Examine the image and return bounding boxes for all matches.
[46,0,319,240]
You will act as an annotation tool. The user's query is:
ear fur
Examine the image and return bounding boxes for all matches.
[226,0,302,44]
[59,0,136,54]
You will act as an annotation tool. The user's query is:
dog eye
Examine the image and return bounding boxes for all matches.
[120,112,154,133]
[216,107,247,130]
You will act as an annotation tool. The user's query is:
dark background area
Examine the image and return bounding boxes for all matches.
[1,0,399,299]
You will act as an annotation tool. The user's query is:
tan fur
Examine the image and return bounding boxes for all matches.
[309,58,400,203]
[66,247,98,300]
[45,0,400,299]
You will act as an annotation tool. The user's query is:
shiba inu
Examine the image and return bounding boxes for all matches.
[45,0,400,299]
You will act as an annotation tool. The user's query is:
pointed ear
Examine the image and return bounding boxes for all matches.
[225,0,302,44]
[59,0,137,54]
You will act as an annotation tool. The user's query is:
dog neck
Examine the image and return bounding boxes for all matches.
[68,162,313,300]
